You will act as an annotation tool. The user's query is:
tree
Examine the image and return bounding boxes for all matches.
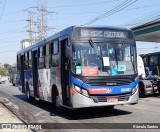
[4,63,12,70]
[0,66,7,76]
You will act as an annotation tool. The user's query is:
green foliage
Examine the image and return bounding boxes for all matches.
[0,66,7,76]
[4,63,12,70]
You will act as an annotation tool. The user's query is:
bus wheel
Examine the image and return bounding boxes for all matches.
[156,81,160,94]
[52,87,64,113]
[139,83,145,98]
[26,84,34,102]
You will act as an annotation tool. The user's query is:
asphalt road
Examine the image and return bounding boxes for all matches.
[0,82,160,131]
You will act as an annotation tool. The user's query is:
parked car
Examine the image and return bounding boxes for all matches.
[0,75,6,84]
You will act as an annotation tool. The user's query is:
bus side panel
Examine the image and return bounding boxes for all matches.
[148,66,159,76]
[17,72,22,92]
[37,67,61,103]
[38,69,51,102]
[50,67,62,102]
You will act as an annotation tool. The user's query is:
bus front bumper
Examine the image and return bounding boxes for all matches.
[71,90,139,108]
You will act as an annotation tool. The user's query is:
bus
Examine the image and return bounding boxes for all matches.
[139,52,160,96]
[17,26,139,111]
[140,52,160,77]
[9,65,17,86]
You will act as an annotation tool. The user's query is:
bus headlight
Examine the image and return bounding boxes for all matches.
[74,85,89,97]
[81,89,89,97]
[74,85,81,93]
[132,85,138,95]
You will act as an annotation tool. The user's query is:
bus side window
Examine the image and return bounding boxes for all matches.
[159,55,160,66]
[51,40,59,67]
[24,52,28,70]
[45,43,50,68]
[143,56,148,67]
[17,55,21,71]
[38,46,45,69]
[149,55,158,66]
[29,51,32,69]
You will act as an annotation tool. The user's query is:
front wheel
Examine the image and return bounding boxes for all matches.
[139,83,145,98]
[52,88,66,113]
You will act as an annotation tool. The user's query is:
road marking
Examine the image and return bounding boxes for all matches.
[34,111,45,117]
[124,104,148,110]
[140,98,160,102]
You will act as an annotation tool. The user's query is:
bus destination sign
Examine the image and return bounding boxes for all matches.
[74,28,128,38]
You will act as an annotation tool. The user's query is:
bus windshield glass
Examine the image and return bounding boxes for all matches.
[72,41,136,76]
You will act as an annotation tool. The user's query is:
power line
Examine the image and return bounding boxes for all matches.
[59,4,160,15]
[0,50,17,53]
[0,30,25,35]
[84,0,138,25]
[0,0,7,20]
[48,0,122,8]
[0,19,25,24]
[3,10,23,16]
[120,9,160,27]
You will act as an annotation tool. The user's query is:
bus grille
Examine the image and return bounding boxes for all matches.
[85,78,133,86]
[90,94,131,103]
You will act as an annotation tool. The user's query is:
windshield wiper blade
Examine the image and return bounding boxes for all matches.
[88,39,94,48]
[88,39,110,75]
[114,48,119,68]
[88,39,103,59]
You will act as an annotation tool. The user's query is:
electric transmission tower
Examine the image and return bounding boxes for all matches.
[37,0,54,40]
[27,10,35,44]
[24,7,37,44]
[24,0,54,44]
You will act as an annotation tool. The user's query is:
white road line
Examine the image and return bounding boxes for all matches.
[34,111,45,117]
[124,104,148,110]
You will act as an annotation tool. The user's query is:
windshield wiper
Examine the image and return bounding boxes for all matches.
[114,48,119,71]
[88,39,94,48]
[88,39,110,75]
[88,39,102,59]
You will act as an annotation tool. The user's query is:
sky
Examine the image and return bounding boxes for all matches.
[0,0,160,65]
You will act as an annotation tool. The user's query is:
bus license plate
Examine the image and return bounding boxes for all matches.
[107,97,118,102]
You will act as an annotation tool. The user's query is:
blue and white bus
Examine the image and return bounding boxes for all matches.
[17,26,139,110]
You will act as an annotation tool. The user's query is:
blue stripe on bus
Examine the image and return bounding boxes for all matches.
[71,76,139,94]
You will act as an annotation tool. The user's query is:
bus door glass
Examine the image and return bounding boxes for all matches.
[32,50,39,97]
[20,54,25,93]
[60,38,70,106]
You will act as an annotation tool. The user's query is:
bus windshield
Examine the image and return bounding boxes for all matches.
[72,41,137,76]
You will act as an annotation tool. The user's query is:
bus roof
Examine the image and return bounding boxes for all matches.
[17,25,132,55]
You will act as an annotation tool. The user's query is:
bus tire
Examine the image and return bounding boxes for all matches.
[52,86,64,113]
[26,84,34,102]
[139,82,145,98]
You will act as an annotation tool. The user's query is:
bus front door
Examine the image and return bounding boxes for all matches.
[32,50,39,98]
[61,39,70,106]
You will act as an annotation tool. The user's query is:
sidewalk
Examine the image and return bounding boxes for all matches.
[0,103,31,132]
